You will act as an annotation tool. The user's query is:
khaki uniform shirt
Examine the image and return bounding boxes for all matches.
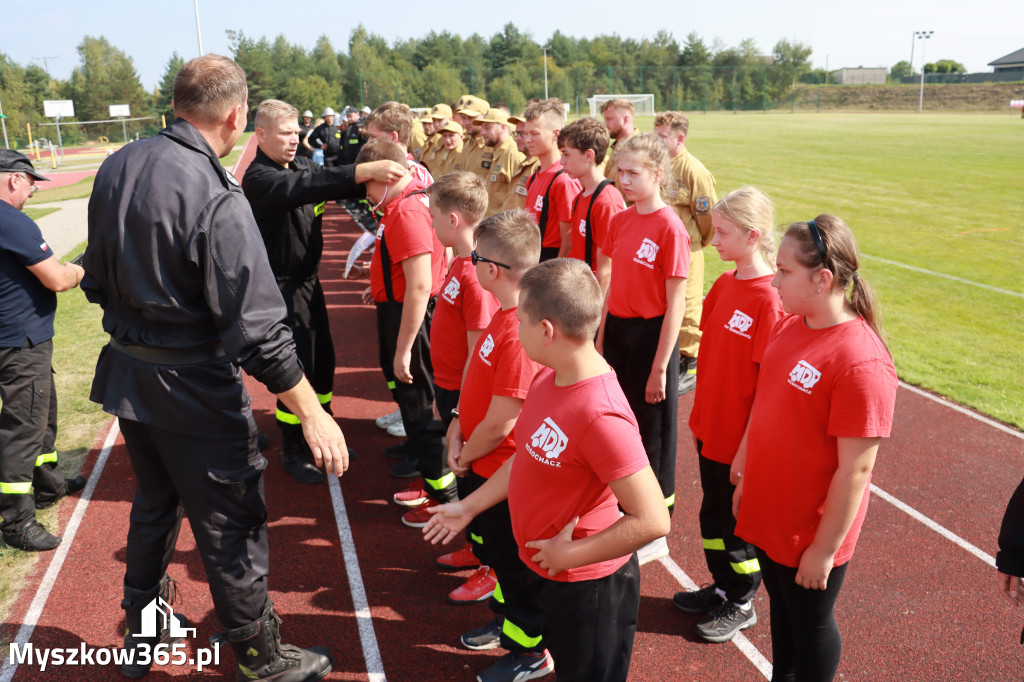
[500,156,540,212]
[482,137,526,217]
[665,145,716,249]
[421,134,442,172]
[410,119,427,159]
[456,135,487,178]
[433,141,464,179]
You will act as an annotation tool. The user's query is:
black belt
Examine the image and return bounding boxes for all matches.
[108,338,226,365]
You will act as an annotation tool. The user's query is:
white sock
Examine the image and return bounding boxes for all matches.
[714,587,727,600]
[734,600,752,611]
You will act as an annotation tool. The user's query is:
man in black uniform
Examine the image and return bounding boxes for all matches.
[83,55,346,681]
[243,99,405,484]
[296,109,315,160]
[338,106,365,167]
[0,151,86,552]
[304,107,342,167]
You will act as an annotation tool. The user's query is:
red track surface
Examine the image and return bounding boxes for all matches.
[34,170,97,191]
[3,170,1024,681]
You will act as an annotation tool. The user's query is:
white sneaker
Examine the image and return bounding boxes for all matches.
[637,536,669,566]
[375,409,402,429]
[386,420,407,438]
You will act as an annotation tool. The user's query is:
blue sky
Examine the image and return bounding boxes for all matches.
[5,1,1021,91]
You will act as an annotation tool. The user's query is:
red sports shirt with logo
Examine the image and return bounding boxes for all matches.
[430,256,500,391]
[509,367,650,582]
[604,206,690,319]
[524,162,581,250]
[688,271,785,464]
[459,307,541,478]
[735,315,898,568]
[567,184,626,270]
[370,182,446,302]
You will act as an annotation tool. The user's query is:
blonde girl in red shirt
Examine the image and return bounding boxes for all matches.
[673,186,785,643]
[733,215,898,681]
[597,133,689,563]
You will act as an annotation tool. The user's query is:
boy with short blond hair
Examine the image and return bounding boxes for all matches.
[427,258,671,682]
[522,99,581,261]
[557,117,626,294]
[365,101,433,187]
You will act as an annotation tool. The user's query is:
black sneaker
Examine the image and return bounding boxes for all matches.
[385,441,411,460]
[476,649,554,682]
[3,521,61,551]
[696,601,757,643]
[282,447,325,485]
[461,617,502,651]
[389,456,421,479]
[673,584,725,614]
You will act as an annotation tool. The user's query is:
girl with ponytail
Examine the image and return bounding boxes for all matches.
[732,214,898,681]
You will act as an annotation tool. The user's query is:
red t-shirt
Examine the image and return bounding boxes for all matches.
[370,182,446,302]
[735,315,898,568]
[430,256,500,391]
[688,271,784,464]
[567,183,626,271]
[510,367,650,582]
[604,206,690,319]
[406,153,434,188]
[458,307,541,478]
[525,162,581,250]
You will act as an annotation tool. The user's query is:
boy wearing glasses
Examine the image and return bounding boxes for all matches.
[500,114,539,213]
[522,99,580,261]
[442,210,551,681]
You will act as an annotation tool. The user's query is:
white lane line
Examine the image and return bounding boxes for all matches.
[861,253,1024,299]
[870,484,996,567]
[0,418,120,682]
[327,475,386,682]
[658,556,773,680]
[898,381,1023,441]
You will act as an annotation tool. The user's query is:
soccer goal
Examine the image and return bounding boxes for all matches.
[587,94,655,117]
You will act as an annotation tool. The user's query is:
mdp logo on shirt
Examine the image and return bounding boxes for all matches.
[788,360,821,394]
[577,219,587,237]
[633,238,659,269]
[478,334,495,365]
[533,195,545,213]
[528,417,568,464]
[726,310,753,338]
[443,276,461,304]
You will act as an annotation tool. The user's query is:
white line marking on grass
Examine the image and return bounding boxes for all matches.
[870,484,996,567]
[0,419,120,682]
[658,556,772,680]
[861,253,1024,299]
[327,475,386,682]
[898,381,1023,440]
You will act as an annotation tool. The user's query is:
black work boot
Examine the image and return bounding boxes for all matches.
[227,600,332,681]
[282,446,325,485]
[120,575,189,678]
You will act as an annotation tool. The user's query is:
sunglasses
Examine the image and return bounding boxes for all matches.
[471,250,511,270]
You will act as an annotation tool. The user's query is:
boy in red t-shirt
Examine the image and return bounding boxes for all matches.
[425,258,671,682]
[357,138,448,502]
[436,210,548,680]
[522,99,581,262]
[558,117,626,294]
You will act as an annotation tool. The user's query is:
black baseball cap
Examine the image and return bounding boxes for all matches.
[0,150,50,182]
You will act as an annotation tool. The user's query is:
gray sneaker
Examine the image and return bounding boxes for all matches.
[696,601,757,643]
[461,617,501,651]
[673,584,725,614]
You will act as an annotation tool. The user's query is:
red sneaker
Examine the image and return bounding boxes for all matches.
[436,543,482,570]
[393,480,428,507]
[401,498,439,528]
[447,566,497,604]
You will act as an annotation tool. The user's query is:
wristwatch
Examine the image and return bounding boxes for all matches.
[450,408,459,419]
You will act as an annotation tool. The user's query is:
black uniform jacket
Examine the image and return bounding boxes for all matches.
[241,147,362,282]
[82,119,302,438]
[306,121,341,160]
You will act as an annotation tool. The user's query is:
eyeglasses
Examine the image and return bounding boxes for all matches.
[14,173,38,195]
[471,250,511,270]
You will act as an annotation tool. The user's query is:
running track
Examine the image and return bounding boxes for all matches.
[2,162,1022,681]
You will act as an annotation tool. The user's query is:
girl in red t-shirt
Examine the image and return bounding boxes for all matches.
[673,186,784,643]
[597,134,689,563]
[734,215,898,681]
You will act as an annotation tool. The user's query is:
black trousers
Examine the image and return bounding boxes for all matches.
[602,313,678,515]
[119,419,269,630]
[0,339,66,531]
[468,471,544,655]
[757,548,849,682]
[697,444,761,604]
[274,277,336,450]
[375,300,447,498]
[526,554,640,682]
[539,246,560,263]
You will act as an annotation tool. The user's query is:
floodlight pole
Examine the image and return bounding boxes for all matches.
[916,30,933,113]
[542,46,549,99]
[194,0,204,56]
[0,95,9,149]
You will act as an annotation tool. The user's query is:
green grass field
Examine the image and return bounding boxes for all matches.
[650,112,1023,428]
